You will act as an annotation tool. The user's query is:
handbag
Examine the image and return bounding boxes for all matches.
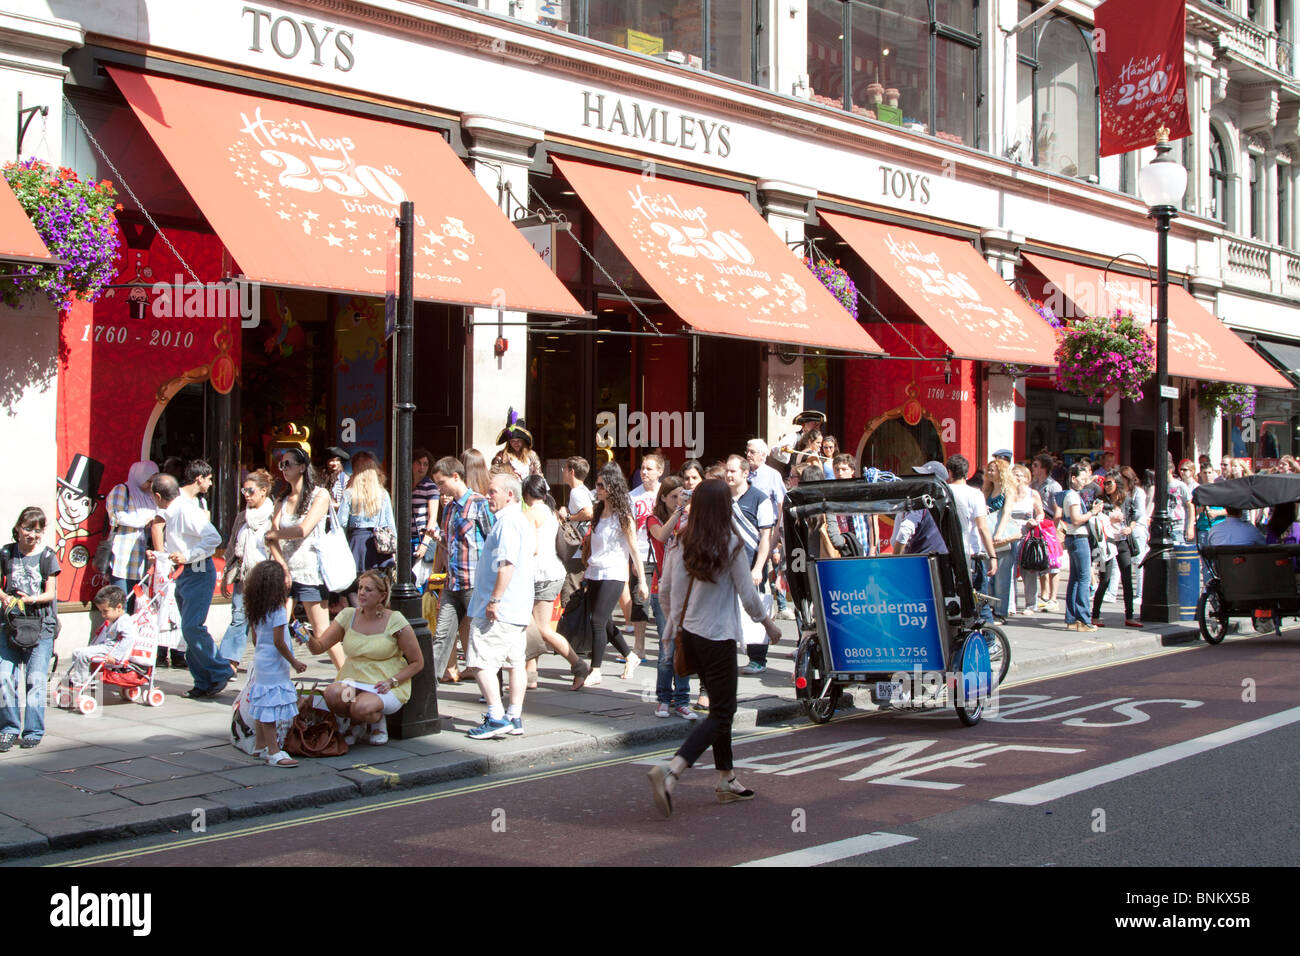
[373,525,397,556]
[1018,527,1050,573]
[316,501,358,593]
[284,694,349,758]
[556,583,592,656]
[4,608,43,650]
[673,575,697,678]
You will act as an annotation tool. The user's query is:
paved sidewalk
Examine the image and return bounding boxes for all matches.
[0,606,1199,860]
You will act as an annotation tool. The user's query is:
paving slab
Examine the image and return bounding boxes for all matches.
[114,773,244,806]
[153,748,252,774]
[74,798,232,842]
[0,777,137,822]
[44,765,151,793]
[100,756,204,783]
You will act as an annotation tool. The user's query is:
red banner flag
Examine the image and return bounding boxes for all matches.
[1096,0,1192,157]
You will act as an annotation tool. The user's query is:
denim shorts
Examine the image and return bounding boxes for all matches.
[291,581,326,603]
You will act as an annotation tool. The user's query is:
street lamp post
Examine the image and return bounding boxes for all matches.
[391,201,440,736]
[1138,128,1189,624]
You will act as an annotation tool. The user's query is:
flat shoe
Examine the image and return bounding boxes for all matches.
[266,750,299,767]
[570,660,591,691]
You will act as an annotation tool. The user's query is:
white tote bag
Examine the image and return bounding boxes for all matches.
[317,502,358,593]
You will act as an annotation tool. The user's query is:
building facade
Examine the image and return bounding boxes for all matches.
[1,0,1296,632]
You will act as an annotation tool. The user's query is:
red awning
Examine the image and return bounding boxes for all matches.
[820,211,1060,366]
[1023,253,1291,389]
[108,68,584,316]
[551,156,884,353]
[0,177,54,265]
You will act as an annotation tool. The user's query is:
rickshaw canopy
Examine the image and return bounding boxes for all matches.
[1191,474,1300,510]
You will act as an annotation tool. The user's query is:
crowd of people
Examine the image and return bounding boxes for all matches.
[6,410,1299,779]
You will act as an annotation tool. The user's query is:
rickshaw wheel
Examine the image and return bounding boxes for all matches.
[794,636,840,725]
[1196,586,1229,645]
[954,633,991,727]
[978,624,1011,688]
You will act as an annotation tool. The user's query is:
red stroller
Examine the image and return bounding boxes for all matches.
[58,565,179,715]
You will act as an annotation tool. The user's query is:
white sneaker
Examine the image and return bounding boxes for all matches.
[655,702,670,718]
[674,705,699,721]
[775,607,796,621]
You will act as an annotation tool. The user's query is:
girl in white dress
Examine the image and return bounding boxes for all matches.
[242,560,307,767]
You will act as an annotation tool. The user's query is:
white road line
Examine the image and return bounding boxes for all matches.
[992,705,1300,806]
[736,831,917,867]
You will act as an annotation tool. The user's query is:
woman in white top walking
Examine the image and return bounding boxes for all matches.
[264,447,342,670]
[522,475,589,689]
[581,465,647,687]
[647,479,780,817]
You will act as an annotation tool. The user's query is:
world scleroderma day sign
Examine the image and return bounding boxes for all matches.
[813,556,947,672]
[1096,0,1192,157]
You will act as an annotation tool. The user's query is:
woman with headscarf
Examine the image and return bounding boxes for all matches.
[493,412,542,482]
[105,461,160,611]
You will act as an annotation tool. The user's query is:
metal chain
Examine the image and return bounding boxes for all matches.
[528,182,661,336]
[64,97,202,284]
[802,235,926,360]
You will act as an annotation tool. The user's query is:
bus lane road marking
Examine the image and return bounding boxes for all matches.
[737,832,917,867]
[992,704,1300,806]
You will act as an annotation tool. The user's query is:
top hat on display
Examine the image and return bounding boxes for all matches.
[58,454,106,500]
[793,410,827,426]
[324,446,351,463]
[495,408,534,447]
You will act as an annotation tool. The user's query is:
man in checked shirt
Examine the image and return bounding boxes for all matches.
[428,456,495,683]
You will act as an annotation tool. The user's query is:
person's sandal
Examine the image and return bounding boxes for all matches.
[266,750,299,768]
[648,765,678,818]
[715,776,755,803]
[620,652,641,681]
[368,720,389,746]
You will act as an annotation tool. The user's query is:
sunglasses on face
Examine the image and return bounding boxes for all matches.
[241,487,257,496]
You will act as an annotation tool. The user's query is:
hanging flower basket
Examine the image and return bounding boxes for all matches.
[803,257,858,319]
[1,158,122,309]
[1196,381,1256,419]
[1053,311,1156,403]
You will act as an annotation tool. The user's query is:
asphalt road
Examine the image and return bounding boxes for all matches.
[34,632,1300,869]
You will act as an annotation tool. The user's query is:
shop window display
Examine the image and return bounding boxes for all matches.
[578,0,755,81]
[1016,10,1099,181]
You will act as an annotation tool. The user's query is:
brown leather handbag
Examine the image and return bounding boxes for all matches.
[284,695,349,758]
[672,575,697,678]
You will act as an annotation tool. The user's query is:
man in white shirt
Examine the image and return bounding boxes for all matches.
[773,410,827,467]
[929,456,998,623]
[628,454,664,657]
[1206,508,1266,547]
[747,438,793,619]
[465,473,537,740]
[150,473,227,699]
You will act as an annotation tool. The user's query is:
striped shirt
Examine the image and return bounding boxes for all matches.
[411,476,438,539]
[105,483,156,581]
[439,489,495,591]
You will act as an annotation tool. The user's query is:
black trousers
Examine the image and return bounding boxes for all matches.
[676,632,739,772]
[585,578,630,668]
[1093,540,1136,620]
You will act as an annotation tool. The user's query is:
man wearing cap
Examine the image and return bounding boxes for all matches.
[324,446,351,507]
[992,448,1014,466]
[773,411,826,468]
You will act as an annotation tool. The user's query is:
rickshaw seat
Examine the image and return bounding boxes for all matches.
[1202,544,1300,603]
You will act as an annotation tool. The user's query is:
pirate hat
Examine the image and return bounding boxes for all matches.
[495,408,534,447]
[793,410,827,426]
[57,454,106,499]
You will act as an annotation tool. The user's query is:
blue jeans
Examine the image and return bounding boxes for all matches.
[173,563,229,691]
[992,542,1021,617]
[218,583,247,665]
[0,629,54,740]
[971,556,993,623]
[651,595,689,706]
[1064,535,1092,624]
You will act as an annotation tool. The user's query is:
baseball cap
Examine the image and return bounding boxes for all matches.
[992,449,1013,462]
[913,461,950,482]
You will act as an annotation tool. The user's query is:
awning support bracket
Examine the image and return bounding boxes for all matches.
[15,93,48,162]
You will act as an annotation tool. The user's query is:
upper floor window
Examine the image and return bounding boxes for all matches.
[1250,153,1265,239]
[568,1,758,83]
[1016,9,1098,181]
[1209,125,1230,225]
[806,1,983,148]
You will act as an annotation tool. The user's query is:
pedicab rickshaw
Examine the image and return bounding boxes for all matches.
[1190,473,1300,643]
[783,474,1010,727]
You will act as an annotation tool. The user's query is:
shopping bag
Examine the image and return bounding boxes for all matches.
[556,583,591,656]
[317,502,357,593]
